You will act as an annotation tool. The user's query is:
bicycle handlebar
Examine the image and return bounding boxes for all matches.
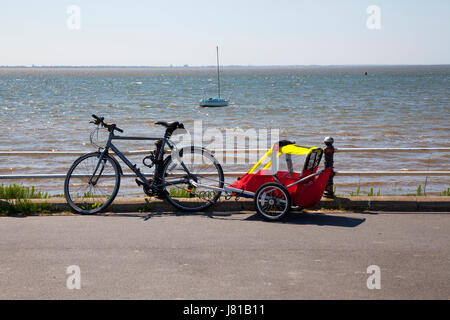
[91,114,124,133]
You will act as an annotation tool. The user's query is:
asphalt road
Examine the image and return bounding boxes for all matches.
[0,210,449,299]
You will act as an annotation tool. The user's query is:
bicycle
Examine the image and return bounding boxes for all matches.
[64,114,224,214]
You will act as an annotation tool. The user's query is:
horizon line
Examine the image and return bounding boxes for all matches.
[0,64,449,69]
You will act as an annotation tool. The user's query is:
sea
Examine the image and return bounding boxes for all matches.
[0,65,449,196]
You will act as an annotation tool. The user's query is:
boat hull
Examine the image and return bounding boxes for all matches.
[199,99,229,107]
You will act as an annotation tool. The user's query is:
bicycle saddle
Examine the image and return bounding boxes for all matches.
[155,121,185,138]
[155,121,179,128]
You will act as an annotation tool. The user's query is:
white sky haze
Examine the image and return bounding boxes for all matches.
[1,0,449,66]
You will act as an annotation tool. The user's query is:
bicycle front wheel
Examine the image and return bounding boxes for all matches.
[161,147,224,211]
[64,152,120,214]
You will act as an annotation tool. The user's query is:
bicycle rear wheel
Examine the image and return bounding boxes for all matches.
[161,147,224,211]
[64,152,120,214]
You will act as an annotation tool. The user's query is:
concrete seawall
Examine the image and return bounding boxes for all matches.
[12,196,450,214]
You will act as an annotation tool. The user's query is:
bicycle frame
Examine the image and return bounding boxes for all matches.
[92,131,192,188]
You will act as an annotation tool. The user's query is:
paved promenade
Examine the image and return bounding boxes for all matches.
[0,211,449,299]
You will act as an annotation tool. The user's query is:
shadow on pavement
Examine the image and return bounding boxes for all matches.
[242,211,366,227]
[96,210,366,228]
[205,211,366,228]
[100,210,220,221]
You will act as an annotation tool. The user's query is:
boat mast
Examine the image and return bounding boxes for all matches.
[216,46,221,99]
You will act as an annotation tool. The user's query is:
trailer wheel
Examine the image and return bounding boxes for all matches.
[254,182,291,221]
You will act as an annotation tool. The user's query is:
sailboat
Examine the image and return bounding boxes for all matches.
[199,46,229,107]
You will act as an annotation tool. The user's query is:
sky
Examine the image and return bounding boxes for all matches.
[1,0,449,66]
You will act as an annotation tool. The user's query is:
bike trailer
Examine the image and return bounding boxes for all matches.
[230,140,332,209]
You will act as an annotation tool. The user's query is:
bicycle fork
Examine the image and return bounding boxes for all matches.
[89,151,108,186]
